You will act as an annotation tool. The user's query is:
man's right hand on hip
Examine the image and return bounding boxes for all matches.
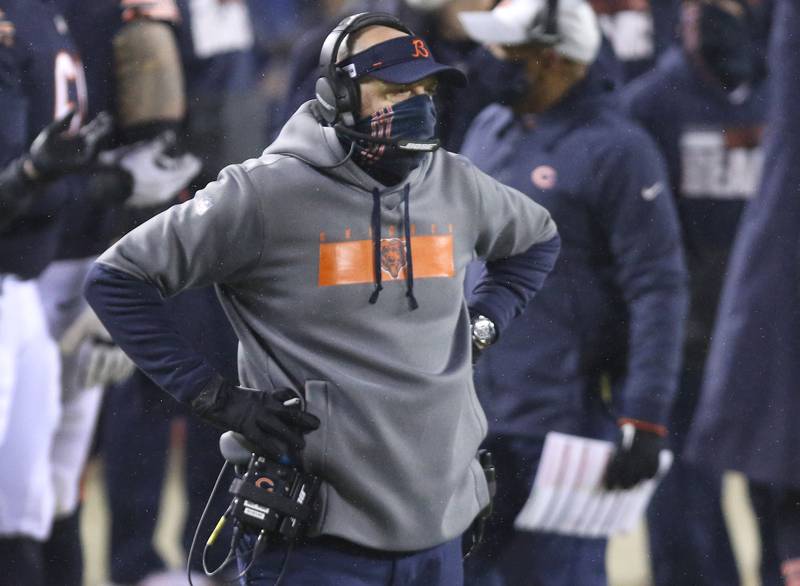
[191,376,320,461]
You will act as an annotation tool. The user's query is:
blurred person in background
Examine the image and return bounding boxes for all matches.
[247,0,315,66]
[590,0,680,83]
[247,0,327,140]
[458,0,688,584]
[0,2,114,585]
[50,1,243,584]
[623,0,770,583]
[684,1,800,584]
[175,0,263,183]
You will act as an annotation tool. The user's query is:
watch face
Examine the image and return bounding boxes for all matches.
[472,317,496,347]
[474,322,491,340]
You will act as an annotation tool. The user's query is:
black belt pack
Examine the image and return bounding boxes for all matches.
[230,453,322,541]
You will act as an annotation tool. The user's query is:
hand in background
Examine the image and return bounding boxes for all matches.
[25,110,113,181]
[603,419,666,490]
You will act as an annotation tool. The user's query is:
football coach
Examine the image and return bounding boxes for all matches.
[85,12,560,585]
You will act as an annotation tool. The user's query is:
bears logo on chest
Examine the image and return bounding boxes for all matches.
[380,238,407,278]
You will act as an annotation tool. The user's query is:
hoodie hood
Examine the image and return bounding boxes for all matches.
[264,100,434,194]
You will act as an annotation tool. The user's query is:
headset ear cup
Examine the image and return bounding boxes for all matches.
[315,77,339,124]
[335,70,360,126]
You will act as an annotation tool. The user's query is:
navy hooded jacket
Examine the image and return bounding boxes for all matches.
[463,70,688,437]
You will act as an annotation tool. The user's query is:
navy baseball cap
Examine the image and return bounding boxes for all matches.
[337,35,467,87]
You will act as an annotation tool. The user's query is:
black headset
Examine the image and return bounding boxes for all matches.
[315,12,413,127]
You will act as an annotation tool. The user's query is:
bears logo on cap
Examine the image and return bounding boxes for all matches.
[411,39,430,58]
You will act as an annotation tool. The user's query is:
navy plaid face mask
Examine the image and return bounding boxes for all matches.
[349,94,437,184]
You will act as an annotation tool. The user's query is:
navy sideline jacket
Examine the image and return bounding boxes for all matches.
[463,69,688,438]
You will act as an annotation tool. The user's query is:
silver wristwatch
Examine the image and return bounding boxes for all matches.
[471,314,497,350]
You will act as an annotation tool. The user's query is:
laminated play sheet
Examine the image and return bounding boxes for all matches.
[514,432,673,538]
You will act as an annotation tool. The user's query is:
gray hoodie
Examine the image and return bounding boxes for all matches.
[96,102,557,550]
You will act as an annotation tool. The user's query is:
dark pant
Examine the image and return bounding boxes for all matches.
[463,435,607,586]
[749,481,800,585]
[235,535,464,585]
[102,371,231,584]
[647,368,739,586]
[0,512,84,586]
[0,537,45,586]
[43,509,83,586]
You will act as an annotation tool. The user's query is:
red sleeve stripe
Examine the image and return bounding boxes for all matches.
[617,418,667,437]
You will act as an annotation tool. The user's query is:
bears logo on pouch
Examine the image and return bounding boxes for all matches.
[381,238,407,278]
[255,477,275,493]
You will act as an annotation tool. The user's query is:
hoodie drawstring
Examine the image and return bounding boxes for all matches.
[402,184,418,310]
[369,187,384,305]
[368,184,418,310]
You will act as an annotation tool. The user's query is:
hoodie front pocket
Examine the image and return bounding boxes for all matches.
[301,379,332,533]
[302,380,331,478]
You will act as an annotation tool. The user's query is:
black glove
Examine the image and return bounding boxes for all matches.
[25,110,113,182]
[603,420,665,490]
[191,377,320,461]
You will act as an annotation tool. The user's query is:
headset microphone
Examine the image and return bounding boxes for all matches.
[333,124,440,152]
